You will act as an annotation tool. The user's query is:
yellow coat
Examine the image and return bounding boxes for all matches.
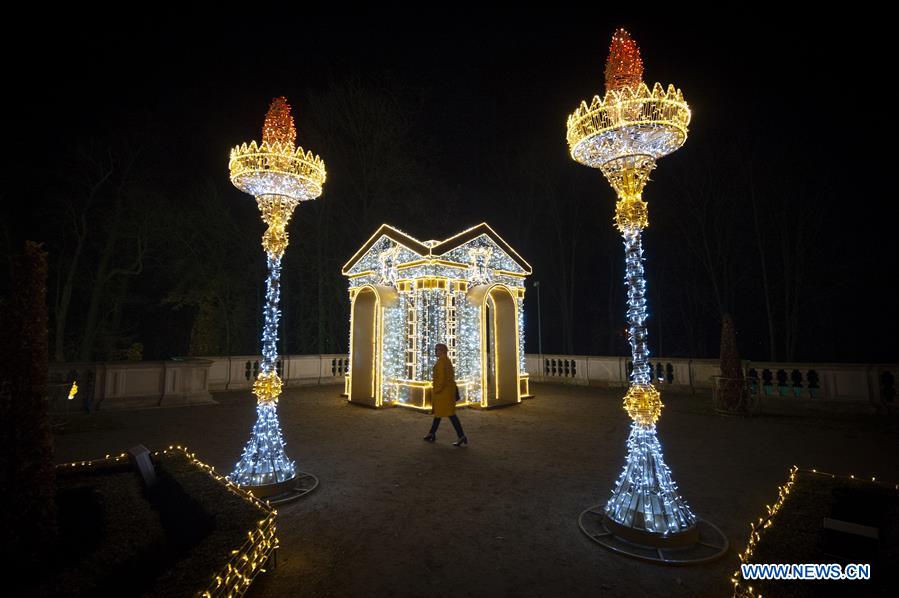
[431,355,457,417]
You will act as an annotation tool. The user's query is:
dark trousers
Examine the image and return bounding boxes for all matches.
[429,415,464,437]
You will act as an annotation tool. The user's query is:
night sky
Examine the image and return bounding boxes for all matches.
[5,10,895,363]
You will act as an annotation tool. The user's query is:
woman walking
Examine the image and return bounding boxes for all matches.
[423,343,468,446]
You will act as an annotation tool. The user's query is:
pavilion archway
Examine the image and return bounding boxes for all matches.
[470,284,521,407]
[347,285,396,407]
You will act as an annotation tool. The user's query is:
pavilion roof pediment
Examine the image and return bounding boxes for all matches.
[343,223,531,276]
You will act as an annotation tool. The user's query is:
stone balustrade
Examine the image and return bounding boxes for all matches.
[528,354,898,407]
[49,354,349,411]
[49,358,217,411]
[203,354,349,391]
[49,353,896,411]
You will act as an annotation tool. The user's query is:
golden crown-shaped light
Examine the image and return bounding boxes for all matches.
[229,140,326,201]
[566,82,690,169]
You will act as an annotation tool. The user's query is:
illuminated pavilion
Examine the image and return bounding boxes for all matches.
[342,223,532,410]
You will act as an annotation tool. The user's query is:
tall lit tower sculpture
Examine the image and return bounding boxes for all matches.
[227,97,326,499]
[567,30,725,561]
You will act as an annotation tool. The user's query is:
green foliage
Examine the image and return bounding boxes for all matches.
[146,453,264,597]
[0,241,57,570]
[720,313,742,379]
[716,312,750,413]
[33,465,164,597]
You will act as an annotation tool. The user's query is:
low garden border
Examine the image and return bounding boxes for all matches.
[58,445,278,597]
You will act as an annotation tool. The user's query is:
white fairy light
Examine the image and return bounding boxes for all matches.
[343,224,530,408]
[567,29,697,540]
[227,97,326,488]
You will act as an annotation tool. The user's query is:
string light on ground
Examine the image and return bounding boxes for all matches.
[732,466,899,597]
[731,466,796,598]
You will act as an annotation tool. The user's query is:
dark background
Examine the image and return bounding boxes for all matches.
[2,9,894,364]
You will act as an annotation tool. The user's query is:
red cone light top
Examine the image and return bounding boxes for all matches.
[605,28,644,92]
[262,96,297,147]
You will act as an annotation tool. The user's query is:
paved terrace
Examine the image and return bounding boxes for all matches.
[53,383,899,597]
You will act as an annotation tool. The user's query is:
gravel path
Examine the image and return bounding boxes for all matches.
[53,383,899,597]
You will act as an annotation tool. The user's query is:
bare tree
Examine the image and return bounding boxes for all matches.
[50,148,114,362]
[749,167,777,361]
[748,154,823,362]
[773,181,819,362]
[545,177,589,354]
[76,145,149,361]
[164,180,259,357]
[303,75,429,242]
[670,147,742,318]
[286,75,433,354]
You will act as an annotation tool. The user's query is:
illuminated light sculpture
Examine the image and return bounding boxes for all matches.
[567,29,727,562]
[227,97,324,501]
[342,223,531,410]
